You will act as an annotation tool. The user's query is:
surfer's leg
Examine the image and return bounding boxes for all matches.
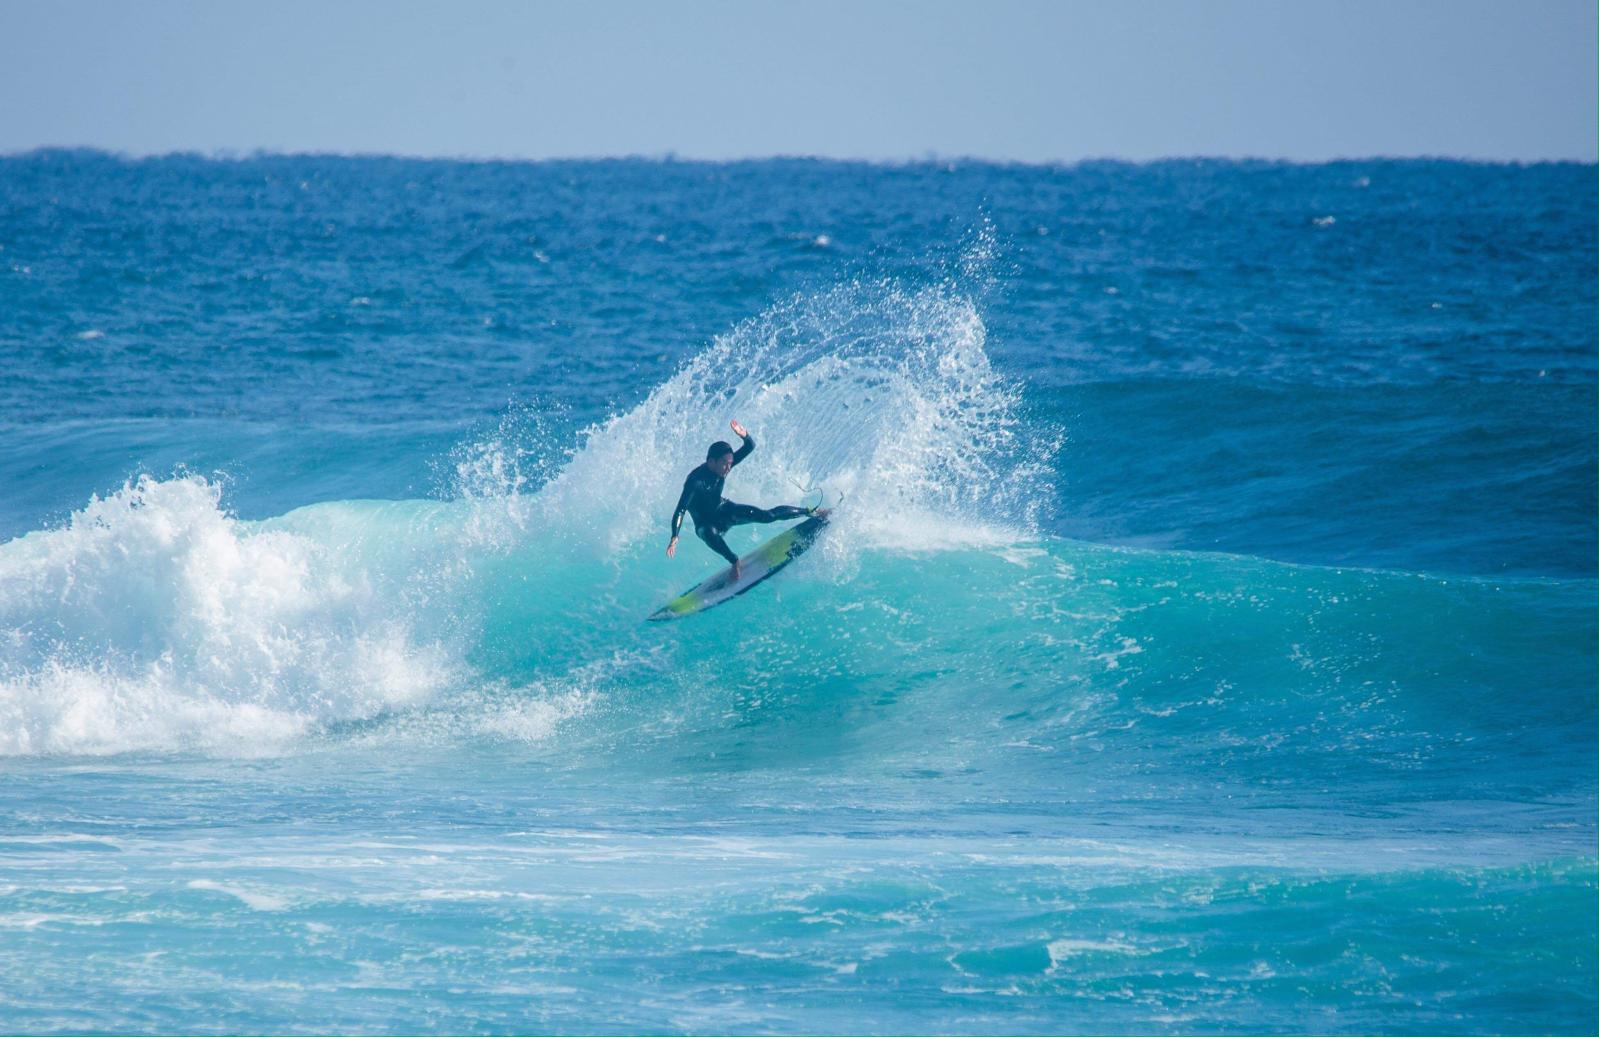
[694,524,740,566]
[718,502,810,527]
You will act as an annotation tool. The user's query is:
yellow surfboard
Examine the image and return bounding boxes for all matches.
[648,514,829,621]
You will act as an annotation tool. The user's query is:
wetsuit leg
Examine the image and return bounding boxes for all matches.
[694,524,740,566]
[717,502,810,527]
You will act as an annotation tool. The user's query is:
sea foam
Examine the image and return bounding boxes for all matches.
[539,280,1054,558]
[0,476,456,755]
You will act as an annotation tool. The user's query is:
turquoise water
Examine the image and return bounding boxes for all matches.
[0,152,1594,1033]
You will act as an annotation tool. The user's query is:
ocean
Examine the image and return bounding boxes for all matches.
[0,151,1594,1034]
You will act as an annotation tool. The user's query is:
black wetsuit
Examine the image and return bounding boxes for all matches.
[669,433,810,565]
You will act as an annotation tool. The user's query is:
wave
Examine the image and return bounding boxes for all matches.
[0,284,1592,777]
[0,281,1041,754]
[3,474,1591,781]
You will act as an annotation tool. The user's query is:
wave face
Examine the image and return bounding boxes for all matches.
[0,154,1594,1035]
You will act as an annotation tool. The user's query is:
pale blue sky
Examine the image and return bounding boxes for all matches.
[2,0,1594,161]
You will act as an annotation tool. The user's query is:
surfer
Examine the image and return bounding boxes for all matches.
[667,419,815,582]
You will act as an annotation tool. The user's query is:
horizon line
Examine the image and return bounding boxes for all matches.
[5,145,1595,169]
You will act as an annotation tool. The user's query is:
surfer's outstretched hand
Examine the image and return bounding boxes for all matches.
[666,536,678,558]
[729,419,748,439]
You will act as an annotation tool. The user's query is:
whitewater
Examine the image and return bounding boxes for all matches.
[0,152,1593,1034]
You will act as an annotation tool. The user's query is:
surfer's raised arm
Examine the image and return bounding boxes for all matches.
[729,420,754,466]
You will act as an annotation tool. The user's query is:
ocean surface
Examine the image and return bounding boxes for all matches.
[0,151,1594,1035]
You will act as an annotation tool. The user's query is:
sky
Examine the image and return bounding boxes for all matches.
[1,0,1594,162]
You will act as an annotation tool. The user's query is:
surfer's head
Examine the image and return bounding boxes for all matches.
[706,440,736,475]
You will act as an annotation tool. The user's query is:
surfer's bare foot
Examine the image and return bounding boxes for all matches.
[730,561,742,583]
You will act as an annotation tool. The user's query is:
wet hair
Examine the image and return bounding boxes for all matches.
[706,440,735,461]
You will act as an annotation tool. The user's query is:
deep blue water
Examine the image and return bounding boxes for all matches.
[0,151,1594,1034]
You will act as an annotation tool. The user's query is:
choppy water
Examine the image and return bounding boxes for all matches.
[1,151,1594,1034]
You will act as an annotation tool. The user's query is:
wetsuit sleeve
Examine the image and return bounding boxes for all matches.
[670,474,694,540]
[731,432,754,467]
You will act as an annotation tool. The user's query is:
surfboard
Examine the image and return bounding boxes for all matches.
[649,514,828,621]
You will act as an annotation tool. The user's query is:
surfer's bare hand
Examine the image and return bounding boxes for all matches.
[729,419,748,439]
[666,537,677,558]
